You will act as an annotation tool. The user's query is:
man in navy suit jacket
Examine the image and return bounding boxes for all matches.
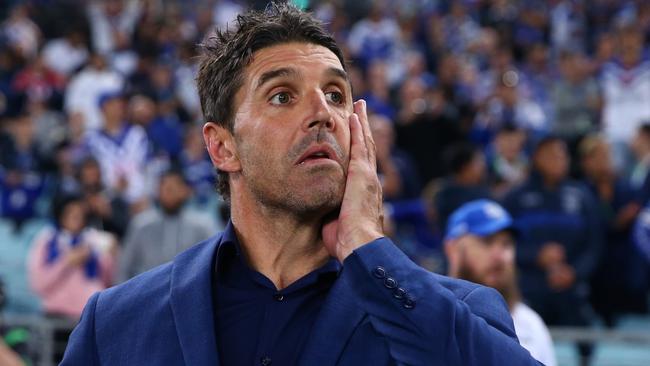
[62,3,542,365]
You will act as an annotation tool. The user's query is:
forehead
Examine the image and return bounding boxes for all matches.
[243,42,345,83]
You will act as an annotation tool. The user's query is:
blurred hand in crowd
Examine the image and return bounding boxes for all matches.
[547,263,576,291]
[537,242,565,269]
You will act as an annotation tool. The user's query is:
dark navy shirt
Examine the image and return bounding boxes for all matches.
[212,223,341,366]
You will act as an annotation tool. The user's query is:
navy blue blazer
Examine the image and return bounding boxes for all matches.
[61,231,542,365]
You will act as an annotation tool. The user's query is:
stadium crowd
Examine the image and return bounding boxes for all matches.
[0,0,649,364]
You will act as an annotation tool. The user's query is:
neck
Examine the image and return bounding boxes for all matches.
[229,189,331,290]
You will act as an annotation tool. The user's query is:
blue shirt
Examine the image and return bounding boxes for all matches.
[212,224,341,366]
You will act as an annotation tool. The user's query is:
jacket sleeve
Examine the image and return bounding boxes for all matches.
[60,292,101,366]
[344,238,542,365]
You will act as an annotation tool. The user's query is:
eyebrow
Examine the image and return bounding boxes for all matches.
[255,67,300,91]
[254,66,350,91]
[325,67,350,85]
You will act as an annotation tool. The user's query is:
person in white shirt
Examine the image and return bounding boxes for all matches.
[445,199,557,366]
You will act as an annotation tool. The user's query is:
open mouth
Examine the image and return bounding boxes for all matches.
[296,146,338,165]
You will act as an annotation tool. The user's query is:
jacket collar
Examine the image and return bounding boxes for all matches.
[169,226,225,366]
[169,221,365,366]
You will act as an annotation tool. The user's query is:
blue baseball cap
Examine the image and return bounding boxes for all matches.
[445,199,516,241]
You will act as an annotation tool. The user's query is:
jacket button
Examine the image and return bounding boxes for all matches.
[273,293,284,301]
[393,287,406,300]
[384,277,398,289]
[372,266,386,279]
[403,297,416,309]
[260,356,272,365]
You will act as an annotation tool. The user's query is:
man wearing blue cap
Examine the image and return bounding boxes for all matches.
[445,199,557,366]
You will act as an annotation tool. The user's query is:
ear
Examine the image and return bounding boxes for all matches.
[203,122,241,173]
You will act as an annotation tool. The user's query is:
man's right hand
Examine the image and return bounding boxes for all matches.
[537,242,565,269]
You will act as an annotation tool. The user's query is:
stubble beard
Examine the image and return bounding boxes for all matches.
[239,132,347,219]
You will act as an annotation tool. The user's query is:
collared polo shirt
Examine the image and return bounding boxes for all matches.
[212,224,340,366]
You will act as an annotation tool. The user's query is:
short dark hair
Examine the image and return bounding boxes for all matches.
[196,2,346,202]
[444,143,480,176]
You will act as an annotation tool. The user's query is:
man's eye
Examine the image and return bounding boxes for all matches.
[325,91,343,104]
[270,92,291,105]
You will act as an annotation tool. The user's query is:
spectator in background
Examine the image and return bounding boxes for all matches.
[76,157,130,240]
[433,143,490,233]
[445,200,557,366]
[179,127,217,207]
[601,24,650,171]
[368,113,420,201]
[128,93,183,160]
[0,340,24,366]
[362,61,396,121]
[347,1,400,70]
[0,107,45,232]
[486,124,528,198]
[579,135,648,326]
[629,124,650,205]
[551,50,601,149]
[27,194,117,319]
[64,53,124,131]
[1,4,41,60]
[83,90,150,212]
[117,169,214,282]
[41,27,89,79]
[503,136,601,366]
[86,0,142,56]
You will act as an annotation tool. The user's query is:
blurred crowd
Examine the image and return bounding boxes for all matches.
[0,0,649,364]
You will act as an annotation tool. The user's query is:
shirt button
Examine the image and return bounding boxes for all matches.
[384,277,398,289]
[393,287,406,300]
[403,297,416,309]
[372,266,386,279]
[273,293,284,301]
[260,356,272,365]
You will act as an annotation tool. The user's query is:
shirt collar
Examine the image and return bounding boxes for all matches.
[215,220,341,289]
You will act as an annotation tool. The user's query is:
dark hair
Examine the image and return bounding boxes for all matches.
[196,1,346,201]
[444,143,480,176]
[532,135,564,156]
[52,194,84,228]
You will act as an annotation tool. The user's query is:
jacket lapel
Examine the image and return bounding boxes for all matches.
[299,268,366,366]
[169,233,223,366]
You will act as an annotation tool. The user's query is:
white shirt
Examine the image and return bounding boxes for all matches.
[601,60,650,143]
[512,302,557,366]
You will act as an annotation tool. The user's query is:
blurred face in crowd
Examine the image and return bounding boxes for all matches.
[631,130,650,159]
[61,201,86,234]
[128,95,156,125]
[369,114,394,158]
[79,159,102,188]
[448,230,517,293]
[101,96,125,125]
[619,27,643,67]
[158,173,190,215]
[205,43,352,215]
[495,129,525,162]
[534,140,569,183]
[464,152,486,184]
[581,139,613,178]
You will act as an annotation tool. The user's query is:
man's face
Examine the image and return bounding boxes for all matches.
[456,231,516,292]
[230,42,352,215]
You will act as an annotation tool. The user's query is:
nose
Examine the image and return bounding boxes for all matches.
[302,90,334,132]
